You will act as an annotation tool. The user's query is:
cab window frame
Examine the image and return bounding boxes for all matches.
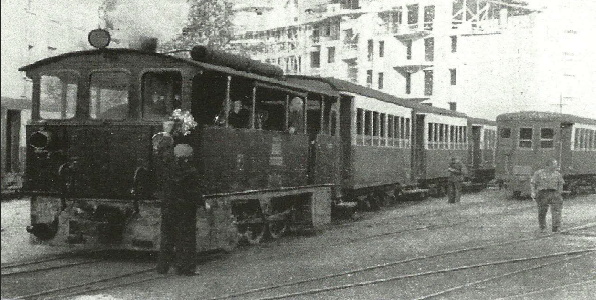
[139,68,184,121]
[88,69,132,121]
[38,69,80,120]
[518,127,533,149]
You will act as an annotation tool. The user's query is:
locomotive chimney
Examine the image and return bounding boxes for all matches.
[449,102,457,111]
[130,36,158,52]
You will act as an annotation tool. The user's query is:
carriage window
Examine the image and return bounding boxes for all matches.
[365,110,372,136]
[356,108,364,135]
[39,71,77,119]
[373,112,379,137]
[90,71,129,120]
[500,128,511,138]
[519,127,533,148]
[540,128,554,149]
[141,71,182,120]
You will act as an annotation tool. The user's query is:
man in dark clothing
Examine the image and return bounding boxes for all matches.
[153,129,198,276]
[531,159,565,233]
[447,157,467,203]
[228,100,250,129]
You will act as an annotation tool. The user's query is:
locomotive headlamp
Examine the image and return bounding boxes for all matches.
[29,130,52,150]
[88,29,111,49]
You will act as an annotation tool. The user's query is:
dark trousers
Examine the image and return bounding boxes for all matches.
[536,189,563,231]
[157,198,197,274]
[447,181,462,203]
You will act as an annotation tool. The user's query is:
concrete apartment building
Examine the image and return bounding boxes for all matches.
[231,0,596,120]
[1,0,100,191]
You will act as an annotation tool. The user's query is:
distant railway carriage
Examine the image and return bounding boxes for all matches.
[20,31,498,253]
[496,111,596,197]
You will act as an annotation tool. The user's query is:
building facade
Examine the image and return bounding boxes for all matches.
[1,0,100,190]
[231,0,596,120]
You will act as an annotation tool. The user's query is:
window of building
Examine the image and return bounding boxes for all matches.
[379,41,385,57]
[451,36,457,53]
[406,40,412,60]
[310,51,320,68]
[407,4,419,25]
[367,39,373,61]
[328,47,335,63]
[40,71,78,119]
[424,37,434,61]
[450,69,457,85]
[378,72,384,89]
[540,128,554,148]
[405,73,411,94]
[424,70,433,96]
[500,128,511,138]
[366,70,373,87]
[519,127,533,148]
[424,5,435,30]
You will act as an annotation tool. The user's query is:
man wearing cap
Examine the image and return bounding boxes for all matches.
[531,159,565,233]
[154,123,198,275]
[447,157,467,203]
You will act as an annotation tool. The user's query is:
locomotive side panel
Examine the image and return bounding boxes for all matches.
[197,127,310,195]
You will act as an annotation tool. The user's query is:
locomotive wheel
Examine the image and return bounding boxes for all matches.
[268,221,288,239]
[245,223,266,245]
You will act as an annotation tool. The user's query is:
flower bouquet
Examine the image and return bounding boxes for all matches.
[168,109,198,137]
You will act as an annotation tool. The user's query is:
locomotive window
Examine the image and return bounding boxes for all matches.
[90,71,129,120]
[519,127,533,148]
[39,71,77,119]
[574,128,580,150]
[288,97,304,133]
[141,71,182,120]
[500,128,511,138]
[540,128,554,148]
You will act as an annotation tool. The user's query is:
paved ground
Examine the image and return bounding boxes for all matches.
[2,189,595,299]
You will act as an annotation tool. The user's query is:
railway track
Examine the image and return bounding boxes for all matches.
[208,222,596,300]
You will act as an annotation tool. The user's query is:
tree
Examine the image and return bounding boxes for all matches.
[160,0,235,53]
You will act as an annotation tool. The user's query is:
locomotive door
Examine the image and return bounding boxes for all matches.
[559,122,573,173]
[413,114,426,180]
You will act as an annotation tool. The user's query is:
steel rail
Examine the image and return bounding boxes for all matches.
[259,249,595,300]
[495,278,596,299]
[206,221,596,300]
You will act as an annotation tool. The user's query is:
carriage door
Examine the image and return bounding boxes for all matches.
[413,114,426,180]
[472,126,482,170]
[559,122,573,173]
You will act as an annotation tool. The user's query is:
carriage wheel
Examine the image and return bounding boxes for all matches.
[244,222,266,245]
[268,221,288,239]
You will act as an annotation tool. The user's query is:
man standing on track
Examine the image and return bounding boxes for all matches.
[447,157,467,203]
[531,159,565,233]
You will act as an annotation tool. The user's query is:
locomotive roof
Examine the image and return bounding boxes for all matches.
[285,75,467,118]
[18,48,337,97]
[497,111,596,126]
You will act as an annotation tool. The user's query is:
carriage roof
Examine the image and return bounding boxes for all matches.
[468,117,497,126]
[18,48,337,97]
[496,111,596,126]
[285,75,467,118]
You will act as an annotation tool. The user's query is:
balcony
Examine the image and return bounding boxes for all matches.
[393,23,431,39]
[393,60,433,74]
[341,42,358,61]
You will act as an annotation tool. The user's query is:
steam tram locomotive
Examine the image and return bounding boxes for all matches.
[21,31,497,252]
[495,111,596,197]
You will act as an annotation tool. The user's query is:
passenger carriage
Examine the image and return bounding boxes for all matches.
[412,105,470,196]
[495,111,596,197]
